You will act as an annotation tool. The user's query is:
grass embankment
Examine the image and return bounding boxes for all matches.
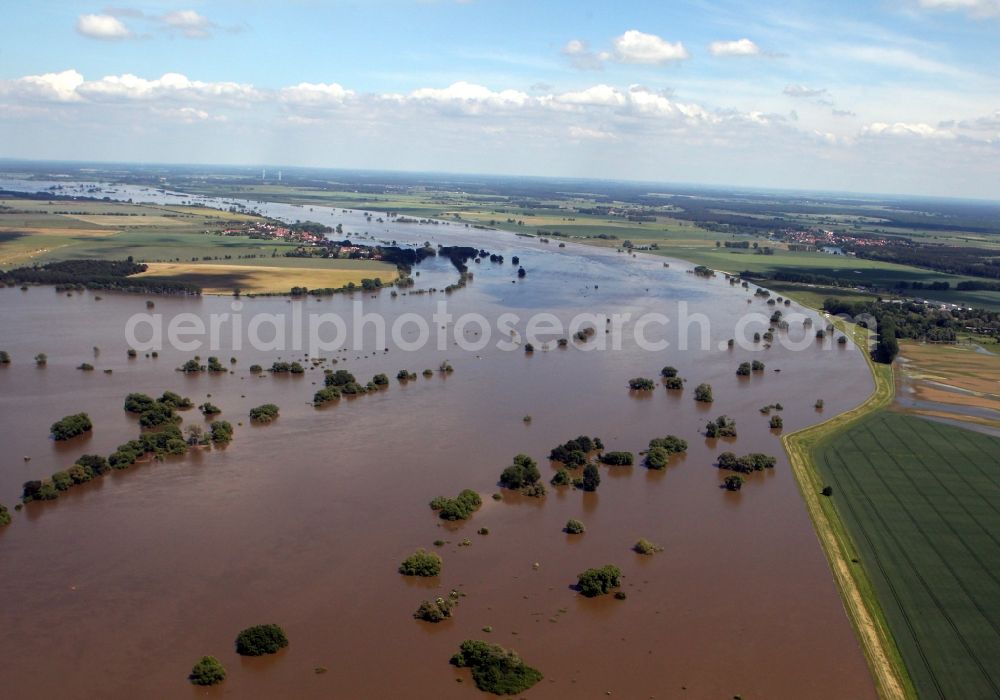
[814,411,1000,699]
[781,319,915,700]
[135,261,397,295]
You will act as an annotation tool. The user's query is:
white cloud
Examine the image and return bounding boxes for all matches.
[554,84,625,107]
[784,84,828,98]
[76,14,132,40]
[863,121,954,138]
[409,81,530,112]
[1,70,260,104]
[914,0,1000,18]
[8,69,85,102]
[160,10,215,38]
[709,38,761,57]
[612,30,690,64]
[280,82,354,105]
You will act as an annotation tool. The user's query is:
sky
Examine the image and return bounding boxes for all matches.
[0,0,998,198]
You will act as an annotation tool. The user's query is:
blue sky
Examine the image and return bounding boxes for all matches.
[1,0,998,197]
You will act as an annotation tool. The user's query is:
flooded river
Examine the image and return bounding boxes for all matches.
[0,182,876,698]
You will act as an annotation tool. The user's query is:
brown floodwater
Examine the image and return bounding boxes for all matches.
[0,187,877,699]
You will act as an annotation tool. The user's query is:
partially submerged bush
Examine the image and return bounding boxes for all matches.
[577,565,622,597]
[549,436,603,466]
[50,413,92,441]
[430,489,482,521]
[189,656,226,686]
[705,415,737,438]
[399,548,442,577]
[633,538,662,555]
[599,451,634,466]
[565,519,585,534]
[723,474,745,491]
[450,640,543,695]
[249,404,280,423]
[663,376,684,390]
[235,624,289,656]
[210,420,233,445]
[414,595,457,623]
[581,463,601,492]
[644,435,687,469]
[717,452,776,473]
[550,469,571,486]
[628,377,655,391]
[499,454,543,496]
[313,386,341,406]
[694,383,713,402]
[660,366,678,378]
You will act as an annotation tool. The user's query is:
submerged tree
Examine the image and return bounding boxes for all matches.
[450,640,543,695]
[399,548,442,577]
[576,565,622,597]
[189,656,226,686]
[235,624,289,656]
[694,383,713,402]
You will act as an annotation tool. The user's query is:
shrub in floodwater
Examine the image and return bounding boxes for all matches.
[694,383,713,402]
[565,519,585,534]
[633,538,662,555]
[723,475,745,491]
[576,565,622,597]
[249,404,280,423]
[414,596,456,623]
[235,624,289,656]
[450,640,543,695]
[769,415,784,429]
[210,420,233,445]
[628,377,655,391]
[705,415,737,439]
[50,413,92,441]
[660,366,678,378]
[550,469,571,486]
[663,376,684,390]
[189,656,226,686]
[399,548,442,577]
[599,451,633,466]
[429,489,482,521]
[581,463,600,492]
[499,454,542,494]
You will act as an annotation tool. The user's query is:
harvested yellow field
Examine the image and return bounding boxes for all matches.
[135,261,398,294]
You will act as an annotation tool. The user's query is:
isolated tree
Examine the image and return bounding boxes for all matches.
[235,624,289,656]
[694,383,713,402]
[189,656,226,686]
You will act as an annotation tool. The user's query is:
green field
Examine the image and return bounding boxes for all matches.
[815,411,1000,699]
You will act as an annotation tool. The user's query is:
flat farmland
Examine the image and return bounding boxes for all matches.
[815,411,1000,699]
